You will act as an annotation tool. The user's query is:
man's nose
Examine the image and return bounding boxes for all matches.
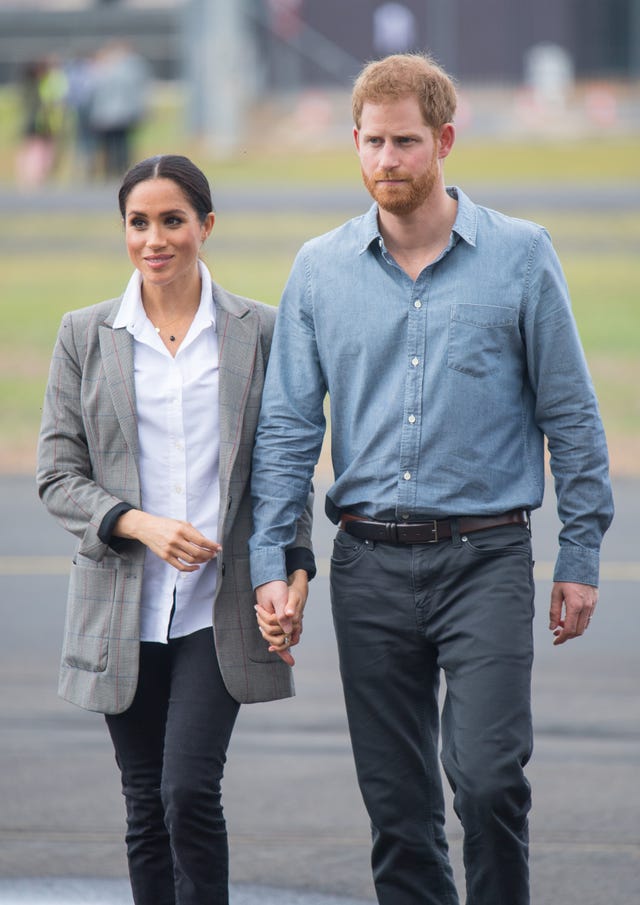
[378,142,400,169]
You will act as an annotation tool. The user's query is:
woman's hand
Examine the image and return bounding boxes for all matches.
[114,509,220,571]
[255,569,309,665]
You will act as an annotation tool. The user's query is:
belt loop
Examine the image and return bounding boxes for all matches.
[450,517,462,546]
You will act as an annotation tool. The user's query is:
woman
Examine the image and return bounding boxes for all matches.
[36,154,314,905]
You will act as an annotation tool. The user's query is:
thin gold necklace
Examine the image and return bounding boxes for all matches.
[146,309,195,343]
[151,315,182,342]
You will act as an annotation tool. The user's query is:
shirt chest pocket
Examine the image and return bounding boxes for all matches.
[447,304,517,378]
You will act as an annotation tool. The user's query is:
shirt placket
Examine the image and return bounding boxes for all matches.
[396,272,431,516]
[167,359,187,522]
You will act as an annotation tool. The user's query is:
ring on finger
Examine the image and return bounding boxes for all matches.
[283,634,291,646]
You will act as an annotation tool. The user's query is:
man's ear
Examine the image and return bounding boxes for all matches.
[437,123,456,160]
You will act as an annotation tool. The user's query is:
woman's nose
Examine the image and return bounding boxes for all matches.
[146,225,166,247]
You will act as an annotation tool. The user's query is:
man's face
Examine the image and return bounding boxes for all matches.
[355,96,442,215]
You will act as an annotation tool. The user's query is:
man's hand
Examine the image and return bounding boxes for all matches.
[549,581,598,645]
[255,571,308,666]
[114,510,220,571]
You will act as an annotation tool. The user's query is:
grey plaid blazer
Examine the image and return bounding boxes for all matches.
[37,282,313,714]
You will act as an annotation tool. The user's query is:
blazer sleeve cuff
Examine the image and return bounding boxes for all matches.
[285,546,317,581]
[98,502,135,549]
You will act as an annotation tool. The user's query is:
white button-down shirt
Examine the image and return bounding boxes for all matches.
[114,261,220,642]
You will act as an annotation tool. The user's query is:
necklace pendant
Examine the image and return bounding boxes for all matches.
[169,335,176,342]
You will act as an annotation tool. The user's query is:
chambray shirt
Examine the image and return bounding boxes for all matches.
[250,188,613,588]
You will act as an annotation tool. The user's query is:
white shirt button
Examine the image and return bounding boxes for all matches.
[411,357,419,367]
[414,299,422,308]
[403,471,411,481]
[408,415,416,424]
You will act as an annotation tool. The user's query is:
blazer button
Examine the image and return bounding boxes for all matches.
[221,562,226,576]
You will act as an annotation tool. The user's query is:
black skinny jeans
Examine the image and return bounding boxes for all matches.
[105,628,240,905]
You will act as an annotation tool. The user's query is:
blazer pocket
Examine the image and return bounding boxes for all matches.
[63,560,122,672]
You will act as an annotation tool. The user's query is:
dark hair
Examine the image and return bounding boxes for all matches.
[118,154,214,224]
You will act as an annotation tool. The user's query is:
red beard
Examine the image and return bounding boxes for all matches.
[361,155,440,215]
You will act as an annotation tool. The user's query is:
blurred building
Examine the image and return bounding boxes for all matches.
[0,0,638,86]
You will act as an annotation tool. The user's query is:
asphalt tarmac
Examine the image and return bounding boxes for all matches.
[1,474,638,904]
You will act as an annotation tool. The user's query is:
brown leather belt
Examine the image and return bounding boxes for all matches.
[339,509,529,544]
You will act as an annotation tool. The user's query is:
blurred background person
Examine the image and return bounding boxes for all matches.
[89,40,151,180]
[373,2,417,55]
[15,56,68,188]
[64,51,99,181]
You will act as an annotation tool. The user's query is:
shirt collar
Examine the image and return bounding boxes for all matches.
[358,185,478,254]
[447,186,477,247]
[113,260,216,337]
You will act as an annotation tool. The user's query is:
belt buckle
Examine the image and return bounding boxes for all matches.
[425,520,438,543]
[396,520,439,543]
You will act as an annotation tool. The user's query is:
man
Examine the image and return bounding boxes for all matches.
[249,53,613,905]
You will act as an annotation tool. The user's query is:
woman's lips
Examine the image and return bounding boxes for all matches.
[144,255,174,268]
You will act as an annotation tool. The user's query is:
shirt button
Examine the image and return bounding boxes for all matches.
[411,357,419,367]
[174,485,183,494]
[408,414,416,424]
[401,512,410,520]
[414,299,422,308]
[403,471,411,481]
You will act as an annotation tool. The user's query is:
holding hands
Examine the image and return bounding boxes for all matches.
[255,571,309,666]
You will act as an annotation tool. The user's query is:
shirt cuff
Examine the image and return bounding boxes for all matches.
[285,547,317,581]
[98,502,135,547]
[250,546,288,589]
[553,545,601,587]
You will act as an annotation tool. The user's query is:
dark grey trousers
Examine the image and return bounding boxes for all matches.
[330,523,535,905]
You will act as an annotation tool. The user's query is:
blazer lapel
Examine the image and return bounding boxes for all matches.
[214,284,258,512]
[99,305,140,464]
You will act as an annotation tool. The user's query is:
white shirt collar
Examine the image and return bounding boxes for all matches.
[113,260,216,338]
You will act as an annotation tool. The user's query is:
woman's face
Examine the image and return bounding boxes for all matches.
[123,177,214,292]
